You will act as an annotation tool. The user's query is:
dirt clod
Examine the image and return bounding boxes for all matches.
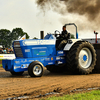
[53,87,62,92]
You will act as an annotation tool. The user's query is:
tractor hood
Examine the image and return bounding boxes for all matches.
[12,38,56,58]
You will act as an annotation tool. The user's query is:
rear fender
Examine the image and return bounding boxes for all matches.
[63,39,82,51]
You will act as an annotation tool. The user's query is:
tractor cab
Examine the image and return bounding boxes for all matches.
[44,30,70,50]
[54,23,78,50]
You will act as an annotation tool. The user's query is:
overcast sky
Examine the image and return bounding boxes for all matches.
[0,0,99,39]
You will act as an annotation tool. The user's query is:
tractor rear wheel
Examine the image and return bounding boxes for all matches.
[66,41,96,74]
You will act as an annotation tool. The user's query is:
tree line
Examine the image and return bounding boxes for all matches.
[0,27,75,48]
[0,28,29,48]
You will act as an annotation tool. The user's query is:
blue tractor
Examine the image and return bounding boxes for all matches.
[2,23,96,77]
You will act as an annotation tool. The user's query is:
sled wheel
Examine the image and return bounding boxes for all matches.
[66,41,96,74]
[10,71,24,75]
[28,61,44,77]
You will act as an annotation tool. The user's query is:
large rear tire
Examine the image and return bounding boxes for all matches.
[28,61,44,77]
[66,41,96,74]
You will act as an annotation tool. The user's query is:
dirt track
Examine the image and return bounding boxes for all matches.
[0,67,100,100]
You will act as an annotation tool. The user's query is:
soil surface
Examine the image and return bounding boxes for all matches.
[0,67,100,100]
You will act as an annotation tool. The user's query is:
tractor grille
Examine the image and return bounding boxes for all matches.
[14,47,23,57]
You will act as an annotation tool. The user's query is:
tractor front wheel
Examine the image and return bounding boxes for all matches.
[28,61,44,77]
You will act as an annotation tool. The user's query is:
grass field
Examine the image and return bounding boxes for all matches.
[0,59,2,67]
[45,90,100,100]
[0,64,2,67]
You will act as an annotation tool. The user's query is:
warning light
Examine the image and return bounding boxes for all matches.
[51,57,53,60]
[94,31,98,43]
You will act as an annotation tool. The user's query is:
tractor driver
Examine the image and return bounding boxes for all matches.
[57,25,70,50]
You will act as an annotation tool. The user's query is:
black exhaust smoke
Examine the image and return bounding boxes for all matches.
[36,0,100,21]
[36,0,100,36]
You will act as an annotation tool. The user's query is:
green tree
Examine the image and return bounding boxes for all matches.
[11,28,29,41]
[0,28,30,48]
[0,29,11,47]
[70,34,75,39]
[33,37,38,39]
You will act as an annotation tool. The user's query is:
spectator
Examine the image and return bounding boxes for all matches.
[3,48,7,54]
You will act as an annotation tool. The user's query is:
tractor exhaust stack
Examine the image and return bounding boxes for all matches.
[40,31,44,39]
